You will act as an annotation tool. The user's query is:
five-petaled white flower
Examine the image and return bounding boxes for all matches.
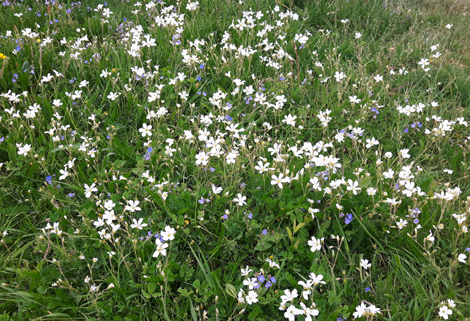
[347,179,361,195]
[308,236,322,253]
[139,123,152,137]
[125,200,141,212]
[284,305,302,321]
[438,305,453,319]
[130,218,148,230]
[458,253,467,263]
[245,290,258,305]
[233,193,247,206]
[271,173,290,189]
[153,239,168,258]
[161,226,176,241]
[84,183,98,198]
[309,273,326,286]
[360,259,371,270]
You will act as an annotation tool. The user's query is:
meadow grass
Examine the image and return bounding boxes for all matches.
[0,0,469,320]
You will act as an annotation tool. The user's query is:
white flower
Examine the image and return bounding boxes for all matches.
[125,200,141,212]
[195,151,209,166]
[152,239,168,258]
[360,259,371,270]
[245,290,258,305]
[399,148,410,159]
[84,183,98,198]
[130,218,148,230]
[374,74,383,82]
[211,184,223,194]
[353,302,367,318]
[282,114,297,126]
[255,160,271,174]
[266,258,280,268]
[139,123,152,137]
[271,173,290,189]
[425,230,435,243]
[17,144,32,156]
[59,169,69,180]
[284,305,302,321]
[445,24,452,29]
[243,278,258,290]
[309,273,326,286]
[107,92,119,101]
[458,253,467,263]
[383,168,394,179]
[299,302,319,321]
[281,289,298,303]
[438,305,453,319]
[161,226,176,241]
[237,289,245,304]
[346,179,361,195]
[447,299,456,308]
[241,266,252,276]
[396,218,408,230]
[366,137,379,148]
[104,200,116,210]
[308,236,322,252]
[233,193,247,206]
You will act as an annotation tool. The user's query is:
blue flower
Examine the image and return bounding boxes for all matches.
[345,214,353,225]
[196,76,201,81]
[270,276,276,283]
[198,197,205,204]
[265,281,272,288]
[248,213,253,219]
[258,275,265,283]
[262,229,268,235]
[199,64,204,69]
[365,286,371,292]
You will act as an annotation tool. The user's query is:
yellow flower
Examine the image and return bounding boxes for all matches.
[0,53,6,59]
[37,39,41,43]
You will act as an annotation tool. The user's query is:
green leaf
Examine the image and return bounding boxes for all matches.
[358,176,372,188]
[286,227,293,241]
[254,241,272,251]
[225,283,237,298]
[293,222,305,234]
[148,282,156,295]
